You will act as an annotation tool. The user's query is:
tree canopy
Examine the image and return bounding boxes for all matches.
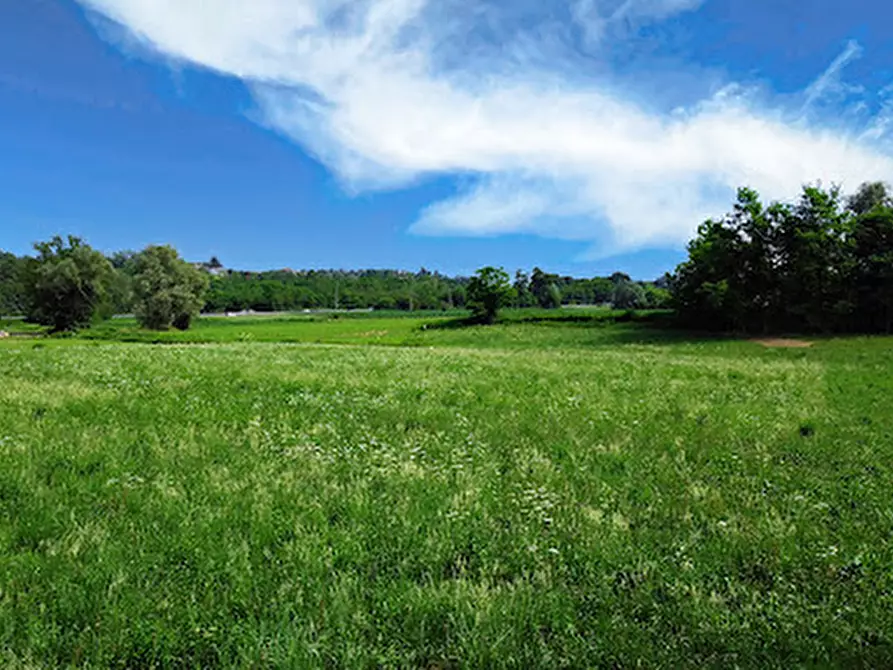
[466,267,514,324]
[132,245,209,330]
[672,182,893,333]
[21,236,113,332]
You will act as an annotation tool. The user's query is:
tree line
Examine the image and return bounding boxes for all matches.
[201,266,668,313]
[672,181,893,333]
[0,240,669,330]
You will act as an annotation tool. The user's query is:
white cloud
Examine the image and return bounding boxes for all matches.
[803,39,864,109]
[572,0,705,46]
[78,0,893,255]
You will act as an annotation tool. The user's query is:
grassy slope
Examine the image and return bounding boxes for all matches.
[0,318,891,667]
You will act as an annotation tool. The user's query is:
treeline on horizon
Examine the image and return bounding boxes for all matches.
[0,252,671,318]
[202,267,671,313]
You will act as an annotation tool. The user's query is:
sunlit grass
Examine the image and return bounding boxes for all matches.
[0,319,891,666]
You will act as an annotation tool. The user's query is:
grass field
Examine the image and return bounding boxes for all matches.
[5,308,681,349]
[1,313,892,667]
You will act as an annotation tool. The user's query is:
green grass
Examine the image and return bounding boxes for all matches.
[73,308,678,349]
[0,318,44,336]
[1,317,892,667]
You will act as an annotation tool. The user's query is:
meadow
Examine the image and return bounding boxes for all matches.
[0,312,892,667]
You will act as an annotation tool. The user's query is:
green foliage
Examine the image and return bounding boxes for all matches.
[851,207,893,332]
[530,267,561,308]
[132,245,209,330]
[0,250,26,316]
[644,284,671,308]
[673,184,893,333]
[513,270,533,307]
[466,266,514,324]
[21,236,113,332]
[847,181,891,216]
[612,280,647,309]
[205,269,469,313]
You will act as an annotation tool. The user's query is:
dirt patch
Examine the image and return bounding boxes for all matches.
[751,338,813,349]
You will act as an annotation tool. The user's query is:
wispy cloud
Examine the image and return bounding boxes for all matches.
[803,39,864,109]
[78,0,893,255]
[570,0,704,50]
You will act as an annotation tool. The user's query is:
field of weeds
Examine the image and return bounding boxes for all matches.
[0,319,891,667]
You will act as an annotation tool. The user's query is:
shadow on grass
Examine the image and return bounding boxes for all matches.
[422,310,730,347]
[589,324,730,346]
[427,309,673,327]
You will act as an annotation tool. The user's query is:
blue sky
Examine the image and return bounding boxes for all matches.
[2,0,893,278]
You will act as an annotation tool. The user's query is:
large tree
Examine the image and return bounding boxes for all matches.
[132,245,209,330]
[776,186,851,332]
[22,236,114,331]
[466,267,514,324]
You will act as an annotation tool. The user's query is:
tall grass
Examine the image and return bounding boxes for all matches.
[0,321,891,666]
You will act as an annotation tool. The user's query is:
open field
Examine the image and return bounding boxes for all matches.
[1,315,892,667]
[4,309,679,349]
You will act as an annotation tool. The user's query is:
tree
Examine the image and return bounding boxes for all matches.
[612,280,646,309]
[99,252,136,317]
[0,251,25,317]
[776,186,850,332]
[530,267,561,308]
[513,270,532,307]
[589,277,615,305]
[673,188,795,332]
[851,207,893,332]
[847,181,891,216]
[108,250,137,270]
[22,236,113,331]
[466,266,514,324]
[132,245,209,330]
[546,282,563,309]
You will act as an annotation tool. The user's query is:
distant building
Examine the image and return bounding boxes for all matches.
[192,261,228,277]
